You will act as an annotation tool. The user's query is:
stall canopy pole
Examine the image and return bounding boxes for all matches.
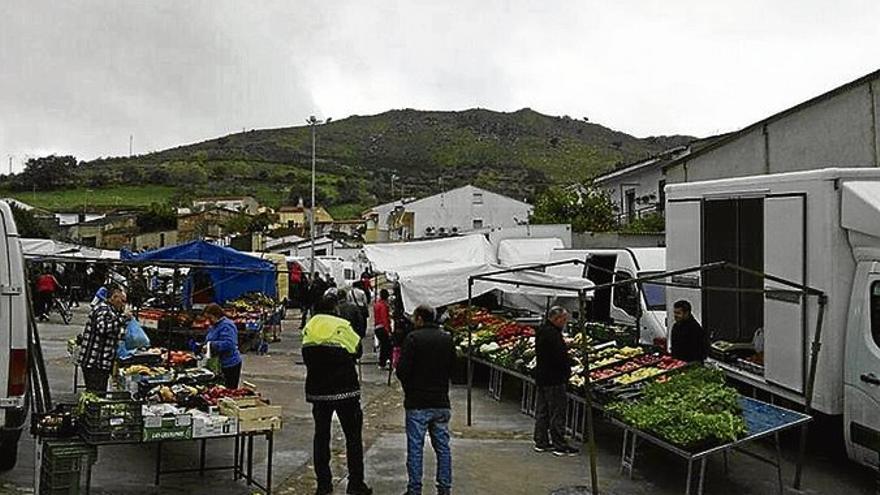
[794,293,827,489]
[466,279,474,427]
[580,288,600,495]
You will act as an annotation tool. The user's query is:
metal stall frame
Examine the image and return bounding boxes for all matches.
[463,259,827,495]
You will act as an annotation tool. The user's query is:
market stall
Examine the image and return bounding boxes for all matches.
[36,347,283,494]
[455,260,827,495]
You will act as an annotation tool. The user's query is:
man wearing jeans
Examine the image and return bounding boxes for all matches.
[396,305,456,495]
[533,306,579,456]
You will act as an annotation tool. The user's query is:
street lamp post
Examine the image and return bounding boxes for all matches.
[306,115,328,279]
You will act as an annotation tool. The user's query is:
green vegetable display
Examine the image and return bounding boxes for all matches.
[607,367,747,449]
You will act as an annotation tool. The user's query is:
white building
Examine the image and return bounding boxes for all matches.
[364,185,533,242]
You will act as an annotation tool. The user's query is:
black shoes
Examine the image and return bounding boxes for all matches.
[315,486,333,495]
[553,445,580,457]
[533,444,553,452]
[346,482,373,495]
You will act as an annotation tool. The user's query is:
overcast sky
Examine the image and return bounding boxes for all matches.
[2,0,879,172]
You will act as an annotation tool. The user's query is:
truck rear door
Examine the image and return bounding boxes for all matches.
[845,269,880,467]
[665,200,702,330]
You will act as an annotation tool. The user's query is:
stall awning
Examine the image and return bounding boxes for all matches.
[364,235,494,274]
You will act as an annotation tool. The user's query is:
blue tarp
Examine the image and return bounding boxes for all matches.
[122,241,276,306]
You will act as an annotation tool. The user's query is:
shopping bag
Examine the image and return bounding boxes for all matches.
[124,318,151,349]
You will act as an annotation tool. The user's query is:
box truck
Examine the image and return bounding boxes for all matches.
[665,168,880,466]
[548,247,667,345]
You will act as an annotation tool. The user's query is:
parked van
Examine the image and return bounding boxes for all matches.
[0,201,30,470]
[547,247,666,344]
[665,168,880,466]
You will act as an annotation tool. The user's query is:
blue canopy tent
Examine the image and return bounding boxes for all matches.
[122,240,277,306]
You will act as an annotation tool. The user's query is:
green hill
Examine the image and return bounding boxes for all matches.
[8,108,694,218]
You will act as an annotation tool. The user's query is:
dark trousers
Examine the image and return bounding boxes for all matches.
[81,367,110,393]
[534,384,568,448]
[222,362,242,389]
[35,291,52,317]
[312,399,365,488]
[300,306,312,328]
[376,327,393,367]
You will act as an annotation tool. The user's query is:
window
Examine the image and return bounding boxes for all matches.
[641,275,666,311]
[613,271,639,317]
[473,192,484,205]
[870,282,880,349]
[473,219,484,229]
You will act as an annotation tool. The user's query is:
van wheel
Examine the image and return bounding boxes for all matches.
[0,430,21,471]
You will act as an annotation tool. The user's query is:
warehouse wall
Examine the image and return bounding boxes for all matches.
[666,76,880,183]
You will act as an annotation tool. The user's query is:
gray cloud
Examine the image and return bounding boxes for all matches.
[2,0,879,170]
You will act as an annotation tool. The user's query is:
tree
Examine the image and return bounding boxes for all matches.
[621,212,665,233]
[11,155,80,191]
[136,203,177,232]
[8,204,52,238]
[530,185,617,232]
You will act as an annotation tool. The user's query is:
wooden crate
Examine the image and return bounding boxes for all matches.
[238,416,282,433]
[218,397,282,422]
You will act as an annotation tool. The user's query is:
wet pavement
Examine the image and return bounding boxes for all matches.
[0,306,874,494]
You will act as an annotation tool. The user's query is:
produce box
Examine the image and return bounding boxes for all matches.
[78,391,143,444]
[37,440,98,495]
[143,414,192,442]
[191,412,238,438]
[218,396,282,432]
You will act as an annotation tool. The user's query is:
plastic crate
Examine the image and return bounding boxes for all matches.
[78,392,143,444]
[39,440,97,495]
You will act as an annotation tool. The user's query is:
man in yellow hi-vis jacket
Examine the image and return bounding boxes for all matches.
[302,295,373,495]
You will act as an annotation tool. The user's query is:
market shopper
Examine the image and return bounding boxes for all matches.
[396,305,456,495]
[202,303,243,389]
[78,287,130,392]
[670,299,709,363]
[337,289,367,338]
[35,269,61,320]
[373,289,393,369]
[534,306,579,456]
[302,296,373,495]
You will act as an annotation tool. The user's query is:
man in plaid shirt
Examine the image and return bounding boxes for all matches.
[78,287,130,392]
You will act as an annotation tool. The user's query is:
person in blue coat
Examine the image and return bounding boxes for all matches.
[203,303,243,388]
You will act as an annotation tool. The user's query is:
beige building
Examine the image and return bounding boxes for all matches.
[177,207,243,242]
[133,230,178,250]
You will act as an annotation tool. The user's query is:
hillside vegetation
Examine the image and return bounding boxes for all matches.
[4,108,693,217]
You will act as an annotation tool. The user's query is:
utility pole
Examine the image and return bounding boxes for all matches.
[129,135,133,157]
[7,156,12,176]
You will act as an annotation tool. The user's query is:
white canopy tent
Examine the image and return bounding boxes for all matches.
[20,238,120,260]
[365,235,592,312]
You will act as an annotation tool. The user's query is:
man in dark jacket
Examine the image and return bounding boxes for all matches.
[396,305,456,495]
[670,299,709,363]
[302,297,372,495]
[336,289,367,338]
[533,306,579,456]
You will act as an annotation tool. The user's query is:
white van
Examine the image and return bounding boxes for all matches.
[548,248,667,344]
[0,201,30,470]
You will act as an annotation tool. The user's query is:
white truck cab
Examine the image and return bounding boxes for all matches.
[664,168,880,466]
[548,247,667,344]
[0,201,30,470]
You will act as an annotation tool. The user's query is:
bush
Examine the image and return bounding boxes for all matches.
[531,185,617,232]
[622,212,665,233]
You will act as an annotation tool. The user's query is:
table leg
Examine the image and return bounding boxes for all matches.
[697,458,707,495]
[154,442,162,486]
[266,431,274,495]
[774,432,784,495]
[685,459,693,495]
[199,438,207,476]
[233,435,240,480]
[619,429,629,475]
[247,434,254,485]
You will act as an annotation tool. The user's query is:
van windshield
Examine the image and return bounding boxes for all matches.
[640,273,666,311]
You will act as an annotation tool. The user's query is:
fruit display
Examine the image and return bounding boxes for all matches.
[201,385,257,406]
[607,367,747,449]
[122,365,170,377]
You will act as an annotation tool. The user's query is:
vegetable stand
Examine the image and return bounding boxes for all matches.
[615,397,811,495]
